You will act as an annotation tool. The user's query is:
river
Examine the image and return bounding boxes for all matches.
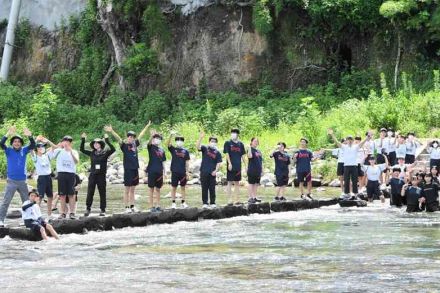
[1,200,440,292]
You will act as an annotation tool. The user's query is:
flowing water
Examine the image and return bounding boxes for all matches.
[1,201,440,292]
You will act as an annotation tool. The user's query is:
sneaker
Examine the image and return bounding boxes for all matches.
[274,196,280,201]
[300,194,307,200]
[210,204,217,209]
[58,214,66,219]
[339,194,349,200]
[181,202,188,208]
[171,202,177,209]
[131,207,139,213]
[248,198,256,204]
[99,211,106,217]
[155,207,162,212]
[0,221,4,227]
[254,197,262,203]
[227,201,233,206]
[150,207,156,213]
[306,194,314,200]
[84,210,91,217]
[349,195,357,201]
[69,213,76,220]
[125,208,132,214]
[279,196,287,201]
[202,204,209,209]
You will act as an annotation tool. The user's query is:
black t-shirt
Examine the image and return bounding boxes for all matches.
[422,183,439,204]
[271,151,290,176]
[389,177,404,195]
[405,186,422,206]
[295,149,313,172]
[147,144,166,173]
[80,138,116,175]
[121,140,140,170]
[223,140,245,171]
[248,147,263,176]
[168,145,190,174]
[200,145,222,174]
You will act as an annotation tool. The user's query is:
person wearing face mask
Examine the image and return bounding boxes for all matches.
[384,129,397,166]
[80,130,115,217]
[106,122,151,213]
[270,142,291,201]
[427,140,440,169]
[405,132,422,164]
[147,131,167,212]
[197,131,222,208]
[247,137,263,204]
[328,128,370,200]
[223,129,246,205]
[0,126,35,228]
[332,138,346,196]
[293,138,315,200]
[395,134,407,160]
[31,141,55,218]
[167,132,190,209]
[374,128,388,183]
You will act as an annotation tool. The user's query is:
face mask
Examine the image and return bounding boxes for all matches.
[231,133,238,140]
[153,138,162,145]
[408,135,414,141]
[387,131,393,137]
[38,148,46,154]
[209,142,217,149]
[434,143,439,148]
[176,140,184,147]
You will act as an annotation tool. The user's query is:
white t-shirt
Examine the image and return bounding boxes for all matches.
[396,143,407,159]
[362,164,386,181]
[332,148,344,163]
[384,137,396,153]
[341,144,359,166]
[21,200,42,221]
[428,147,440,160]
[405,141,420,155]
[375,138,385,154]
[357,148,366,164]
[365,140,376,155]
[32,153,52,176]
[52,149,78,173]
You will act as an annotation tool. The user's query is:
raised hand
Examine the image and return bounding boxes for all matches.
[81,133,87,139]
[199,131,205,139]
[327,128,334,135]
[23,128,32,137]
[104,125,113,132]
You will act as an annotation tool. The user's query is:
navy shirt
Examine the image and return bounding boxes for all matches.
[422,183,439,204]
[389,177,404,195]
[147,144,166,173]
[223,140,245,171]
[121,140,140,170]
[247,147,263,176]
[295,149,313,172]
[405,186,422,206]
[200,145,222,174]
[168,145,190,174]
[271,151,290,176]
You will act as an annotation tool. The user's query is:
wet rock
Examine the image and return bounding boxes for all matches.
[50,218,86,234]
[338,200,368,208]
[168,208,199,222]
[0,227,9,238]
[83,216,113,231]
[6,209,22,219]
[111,213,134,228]
[318,198,339,207]
[198,207,224,220]
[8,228,41,241]
[130,212,150,227]
[222,205,248,217]
[270,201,298,212]
[247,202,271,214]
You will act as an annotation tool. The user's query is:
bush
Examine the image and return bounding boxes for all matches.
[136,90,170,124]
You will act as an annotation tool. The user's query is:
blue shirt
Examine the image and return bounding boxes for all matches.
[271,151,290,176]
[168,145,190,174]
[0,136,35,181]
[200,146,222,174]
[295,149,313,172]
[405,186,422,206]
[223,140,245,171]
[247,147,263,176]
[389,177,404,195]
[121,140,140,170]
[147,144,166,173]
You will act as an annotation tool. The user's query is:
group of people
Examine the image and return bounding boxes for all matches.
[328,127,440,212]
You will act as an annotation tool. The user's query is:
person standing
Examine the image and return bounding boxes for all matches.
[197,131,222,208]
[167,132,190,209]
[427,140,440,169]
[270,142,291,201]
[106,122,151,213]
[247,137,263,204]
[80,131,115,217]
[0,126,35,227]
[405,132,422,164]
[328,129,369,200]
[223,129,246,205]
[362,155,389,202]
[147,130,166,212]
[293,138,314,200]
[51,136,79,219]
[332,138,346,196]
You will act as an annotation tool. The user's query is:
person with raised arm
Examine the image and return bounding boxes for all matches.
[167,131,190,209]
[146,129,166,212]
[0,126,35,227]
[80,130,116,217]
[197,131,222,208]
[328,128,370,200]
[106,122,151,213]
[246,137,263,204]
[270,142,291,201]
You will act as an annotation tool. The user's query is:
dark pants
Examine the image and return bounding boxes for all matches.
[430,159,440,169]
[366,180,380,200]
[86,173,107,212]
[391,193,403,207]
[200,173,216,205]
[343,166,358,194]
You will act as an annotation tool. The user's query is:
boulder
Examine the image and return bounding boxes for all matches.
[222,205,248,217]
[338,199,368,208]
[8,228,41,241]
[6,209,22,219]
[110,214,134,229]
[83,216,113,231]
[0,227,9,238]
[198,207,224,220]
[247,202,271,214]
[50,218,87,234]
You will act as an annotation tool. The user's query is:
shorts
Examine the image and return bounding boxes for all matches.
[297,171,312,183]
[65,191,78,203]
[337,162,344,176]
[405,154,415,164]
[171,172,187,187]
[124,169,139,187]
[37,175,53,198]
[430,159,440,169]
[357,164,365,177]
[247,173,261,185]
[227,170,242,182]
[25,217,46,234]
[57,172,76,196]
[148,172,164,189]
[275,174,289,187]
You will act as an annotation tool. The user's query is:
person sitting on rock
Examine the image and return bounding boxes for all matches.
[197,131,222,209]
[0,126,35,227]
[167,131,190,209]
[402,177,423,213]
[80,130,115,217]
[147,130,166,213]
[22,189,59,240]
[105,122,151,213]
